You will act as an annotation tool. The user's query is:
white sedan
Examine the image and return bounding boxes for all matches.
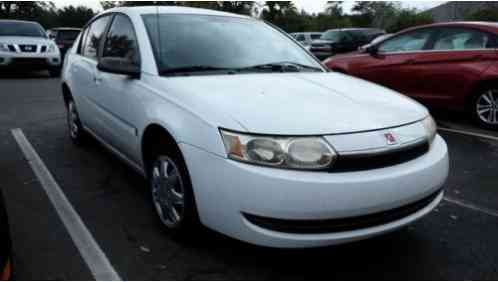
[62,6,449,248]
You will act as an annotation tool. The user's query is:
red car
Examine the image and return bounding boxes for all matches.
[325,22,498,129]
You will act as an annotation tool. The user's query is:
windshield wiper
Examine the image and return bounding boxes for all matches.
[238,62,323,73]
[160,65,237,76]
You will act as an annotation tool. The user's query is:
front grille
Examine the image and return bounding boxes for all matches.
[243,190,442,234]
[7,45,15,52]
[40,46,47,53]
[19,44,37,53]
[332,141,430,172]
[11,58,47,67]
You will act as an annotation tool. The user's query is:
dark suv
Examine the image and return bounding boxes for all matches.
[310,28,385,60]
[47,28,81,59]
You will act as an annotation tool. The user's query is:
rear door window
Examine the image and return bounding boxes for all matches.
[432,28,493,50]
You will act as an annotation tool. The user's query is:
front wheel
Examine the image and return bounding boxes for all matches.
[471,89,498,129]
[149,148,199,233]
[67,100,86,144]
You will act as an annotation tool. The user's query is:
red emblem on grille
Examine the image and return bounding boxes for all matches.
[384,132,398,145]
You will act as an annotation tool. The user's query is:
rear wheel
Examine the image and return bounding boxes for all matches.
[148,143,199,234]
[471,88,498,129]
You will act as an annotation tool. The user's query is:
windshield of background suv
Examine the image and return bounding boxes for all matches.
[142,14,321,73]
[0,21,46,37]
[320,30,342,42]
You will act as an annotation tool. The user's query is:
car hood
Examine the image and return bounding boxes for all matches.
[0,36,52,45]
[157,73,428,135]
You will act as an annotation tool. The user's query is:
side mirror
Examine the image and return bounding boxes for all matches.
[366,45,379,56]
[97,57,140,78]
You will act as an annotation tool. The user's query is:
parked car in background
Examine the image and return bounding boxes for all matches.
[62,6,448,248]
[47,28,81,59]
[310,28,385,60]
[0,20,62,77]
[325,22,498,129]
[0,190,12,281]
[291,32,323,47]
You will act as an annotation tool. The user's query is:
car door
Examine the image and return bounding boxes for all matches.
[93,14,143,163]
[355,28,435,97]
[70,15,112,137]
[404,27,498,108]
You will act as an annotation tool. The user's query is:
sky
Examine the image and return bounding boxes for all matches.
[53,0,445,13]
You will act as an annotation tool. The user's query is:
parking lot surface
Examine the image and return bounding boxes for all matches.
[1,72,498,280]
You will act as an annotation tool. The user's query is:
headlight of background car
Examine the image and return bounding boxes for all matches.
[0,43,9,52]
[422,115,437,144]
[220,129,337,170]
[48,44,57,53]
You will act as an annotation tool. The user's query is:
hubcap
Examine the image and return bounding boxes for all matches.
[477,90,498,125]
[151,156,185,228]
[68,102,79,139]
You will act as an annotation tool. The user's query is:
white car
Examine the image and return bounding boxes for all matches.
[0,20,62,77]
[62,7,449,248]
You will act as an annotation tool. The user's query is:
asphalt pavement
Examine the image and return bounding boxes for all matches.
[1,71,498,280]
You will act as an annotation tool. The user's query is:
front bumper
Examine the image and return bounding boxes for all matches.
[0,53,61,70]
[180,135,449,248]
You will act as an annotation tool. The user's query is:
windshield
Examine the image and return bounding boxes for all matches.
[57,30,80,41]
[0,21,46,37]
[142,14,321,73]
[321,30,342,42]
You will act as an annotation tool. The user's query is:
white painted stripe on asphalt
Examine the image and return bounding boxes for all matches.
[11,128,121,281]
[439,127,498,142]
[444,197,498,218]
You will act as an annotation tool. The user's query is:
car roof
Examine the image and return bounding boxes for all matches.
[101,6,252,20]
[0,19,39,25]
[49,27,82,31]
[400,21,498,34]
[325,28,384,32]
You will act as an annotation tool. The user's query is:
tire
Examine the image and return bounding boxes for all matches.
[49,67,61,78]
[148,142,199,235]
[470,87,498,130]
[66,100,86,144]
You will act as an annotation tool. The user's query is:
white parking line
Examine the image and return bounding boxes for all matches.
[439,127,498,142]
[11,128,121,281]
[444,197,498,218]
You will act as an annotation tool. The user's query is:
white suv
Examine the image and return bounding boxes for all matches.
[62,7,449,248]
[0,20,61,77]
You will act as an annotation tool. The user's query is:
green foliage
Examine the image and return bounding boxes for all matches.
[465,7,498,21]
[387,9,434,33]
[0,1,435,33]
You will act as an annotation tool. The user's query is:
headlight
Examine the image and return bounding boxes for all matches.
[422,115,437,144]
[0,43,9,52]
[220,129,337,170]
[48,44,57,53]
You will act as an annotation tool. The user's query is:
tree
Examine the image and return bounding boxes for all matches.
[350,1,398,29]
[465,8,498,21]
[55,5,95,28]
[100,1,254,15]
[325,1,343,17]
[388,9,433,33]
